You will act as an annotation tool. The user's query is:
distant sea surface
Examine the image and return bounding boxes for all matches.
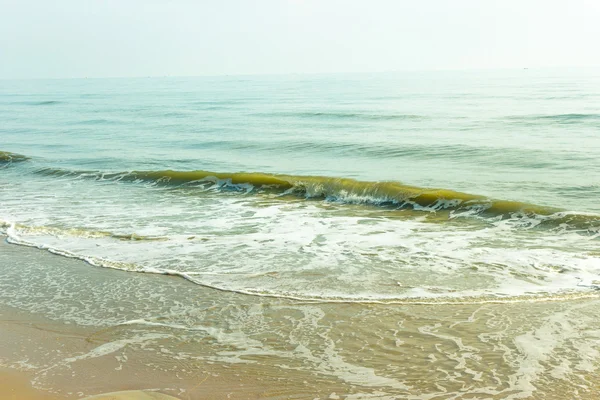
[2,69,600,398]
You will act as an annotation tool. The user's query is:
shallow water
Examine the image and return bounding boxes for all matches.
[1,69,600,398]
[1,241,600,399]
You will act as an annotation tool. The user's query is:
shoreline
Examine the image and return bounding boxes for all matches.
[0,241,230,399]
[2,239,600,399]
[0,240,349,399]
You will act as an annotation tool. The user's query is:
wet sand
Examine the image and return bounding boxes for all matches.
[0,268,335,399]
[2,239,600,399]
[0,305,181,399]
[1,367,177,400]
[0,368,61,400]
[0,301,340,399]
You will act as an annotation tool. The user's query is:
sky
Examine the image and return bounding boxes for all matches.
[1,0,599,79]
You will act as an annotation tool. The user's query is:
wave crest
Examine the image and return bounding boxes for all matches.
[4,152,596,230]
[0,151,29,163]
[34,167,576,217]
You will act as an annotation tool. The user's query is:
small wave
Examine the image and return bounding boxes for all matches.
[10,100,63,106]
[255,111,426,121]
[540,113,600,121]
[73,118,121,125]
[5,150,596,230]
[4,226,142,273]
[160,111,193,118]
[115,170,561,221]
[4,221,600,305]
[176,140,591,169]
[31,166,600,227]
[5,225,600,305]
[0,151,29,163]
[506,113,600,125]
[0,220,166,242]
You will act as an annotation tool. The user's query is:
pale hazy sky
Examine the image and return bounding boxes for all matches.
[1,0,599,79]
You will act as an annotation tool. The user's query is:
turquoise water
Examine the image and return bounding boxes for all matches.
[2,70,600,211]
[2,69,600,398]
[2,69,600,300]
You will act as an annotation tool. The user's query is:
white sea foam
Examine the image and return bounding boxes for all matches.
[2,184,600,304]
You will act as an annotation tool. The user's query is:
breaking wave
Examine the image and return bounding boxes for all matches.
[30,167,600,228]
[3,150,600,231]
[0,151,29,163]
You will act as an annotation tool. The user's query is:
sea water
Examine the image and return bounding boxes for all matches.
[1,69,600,398]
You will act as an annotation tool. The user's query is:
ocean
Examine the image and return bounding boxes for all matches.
[1,69,600,399]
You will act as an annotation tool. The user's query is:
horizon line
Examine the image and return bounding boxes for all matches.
[2,65,600,82]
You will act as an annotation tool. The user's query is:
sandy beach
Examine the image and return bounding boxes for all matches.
[0,240,349,399]
[3,1,600,398]
[0,301,182,399]
[0,368,60,400]
[2,238,600,399]
[0,241,231,400]
[1,366,177,400]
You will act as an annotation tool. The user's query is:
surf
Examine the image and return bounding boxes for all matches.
[3,150,600,231]
[0,151,29,163]
[27,166,600,230]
